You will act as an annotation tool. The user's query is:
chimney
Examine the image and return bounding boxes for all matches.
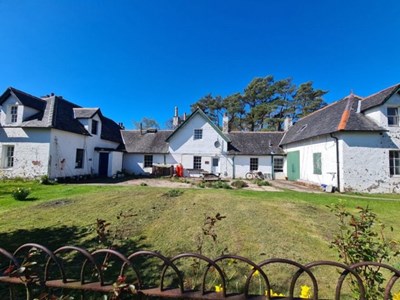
[222,113,229,133]
[183,113,187,121]
[173,106,180,128]
[283,116,293,131]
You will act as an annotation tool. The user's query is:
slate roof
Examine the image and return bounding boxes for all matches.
[121,130,173,153]
[166,108,231,142]
[280,95,386,145]
[73,108,99,119]
[0,87,122,144]
[0,87,47,111]
[361,84,400,112]
[227,132,285,155]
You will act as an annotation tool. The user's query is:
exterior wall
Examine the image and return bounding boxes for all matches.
[281,135,338,188]
[0,128,50,178]
[123,153,172,175]
[338,132,400,193]
[168,113,230,176]
[49,128,121,178]
[233,155,273,178]
[109,151,123,177]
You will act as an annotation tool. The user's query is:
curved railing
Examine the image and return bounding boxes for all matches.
[1,243,400,299]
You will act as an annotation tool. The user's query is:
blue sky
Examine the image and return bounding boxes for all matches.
[1,0,400,129]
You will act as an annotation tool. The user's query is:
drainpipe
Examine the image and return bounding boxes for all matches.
[330,133,341,192]
[271,155,274,180]
[231,156,235,179]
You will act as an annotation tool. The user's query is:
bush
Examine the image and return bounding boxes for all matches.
[140,182,148,186]
[255,179,270,186]
[12,187,31,200]
[39,175,53,185]
[164,189,184,197]
[209,181,232,189]
[231,180,248,189]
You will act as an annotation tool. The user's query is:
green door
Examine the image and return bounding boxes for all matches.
[287,151,300,181]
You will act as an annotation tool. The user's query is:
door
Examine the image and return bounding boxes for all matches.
[99,152,109,177]
[211,158,220,174]
[287,151,300,181]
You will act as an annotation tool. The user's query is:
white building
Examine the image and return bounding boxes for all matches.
[0,87,123,179]
[280,84,400,193]
[122,109,285,179]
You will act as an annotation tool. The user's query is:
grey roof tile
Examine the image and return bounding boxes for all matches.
[227,132,285,155]
[122,130,172,153]
[361,84,400,112]
[280,95,385,145]
[73,108,99,119]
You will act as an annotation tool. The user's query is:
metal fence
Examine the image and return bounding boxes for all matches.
[1,243,400,299]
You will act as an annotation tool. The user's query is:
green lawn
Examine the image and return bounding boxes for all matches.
[1,179,400,297]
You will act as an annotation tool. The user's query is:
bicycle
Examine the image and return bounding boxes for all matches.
[245,170,264,180]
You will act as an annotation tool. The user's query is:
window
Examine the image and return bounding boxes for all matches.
[250,158,258,171]
[3,146,14,168]
[194,129,203,140]
[212,158,219,167]
[389,151,400,176]
[193,156,202,169]
[10,106,18,123]
[144,155,153,168]
[75,149,84,169]
[91,120,98,135]
[387,107,399,126]
[313,152,322,175]
[274,157,284,172]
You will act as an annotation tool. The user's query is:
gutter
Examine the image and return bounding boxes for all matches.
[330,133,341,192]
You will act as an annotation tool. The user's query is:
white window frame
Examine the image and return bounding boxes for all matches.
[10,105,18,123]
[193,156,202,169]
[144,154,153,168]
[194,129,203,140]
[250,158,258,171]
[274,157,284,172]
[91,119,99,135]
[387,107,399,126]
[3,145,15,168]
[389,150,400,176]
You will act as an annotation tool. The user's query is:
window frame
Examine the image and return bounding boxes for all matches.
[10,106,18,123]
[194,129,203,140]
[3,145,15,168]
[144,154,153,168]
[75,149,84,169]
[91,119,99,135]
[250,158,258,171]
[313,152,322,175]
[193,156,202,169]
[274,157,284,172]
[387,107,399,126]
[389,150,400,176]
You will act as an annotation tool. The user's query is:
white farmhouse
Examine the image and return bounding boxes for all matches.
[122,108,285,179]
[0,87,124,179]
[280,84,400,193]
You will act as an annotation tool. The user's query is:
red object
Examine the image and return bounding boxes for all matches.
[176,164,183,177]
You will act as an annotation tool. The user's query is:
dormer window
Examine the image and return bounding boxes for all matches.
[10,106,18,123]
[387,107,399,126]
[194,129,203,140]
[91,120,98,135]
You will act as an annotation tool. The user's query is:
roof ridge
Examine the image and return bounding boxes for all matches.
[361,83,400,102]
[9,87,46,102]
[337,95,355,131]
[294,97,348,122]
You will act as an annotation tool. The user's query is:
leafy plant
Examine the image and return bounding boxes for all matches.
[329,203,399,299]
[39,175,53,185]
[231,180,248,189]
[254,179,270,186]
[140,182,148,186]
[163,189,184,197]
[12,187,31,200]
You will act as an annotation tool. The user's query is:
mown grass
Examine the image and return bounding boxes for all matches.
[1,179,400,297]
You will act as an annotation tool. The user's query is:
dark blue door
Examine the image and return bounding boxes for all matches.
[99,153,109,177]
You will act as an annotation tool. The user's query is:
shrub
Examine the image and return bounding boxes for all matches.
[39,175,53,185]
[140,182,148,186]
[164,189,184,197]
[329,203,400,299]
[231,180,248,189]
[255,179,270,186]
[210,181,232,189]
[12,187,31,201]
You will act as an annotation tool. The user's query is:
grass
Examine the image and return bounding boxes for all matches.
[1,179,400,297]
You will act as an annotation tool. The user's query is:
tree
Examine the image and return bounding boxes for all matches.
[293,81,327,120]
[133,117,160,130]
[191,94,223,125]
